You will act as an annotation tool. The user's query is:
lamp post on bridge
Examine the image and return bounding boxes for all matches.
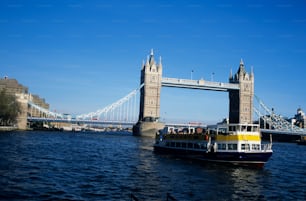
[191,70,194,80]
[211,72,215,81]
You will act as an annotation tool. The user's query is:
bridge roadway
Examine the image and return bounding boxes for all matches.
[28,117,199,127]
[161,77,240,91]
[28,117,136,126]
[28,117,306,136]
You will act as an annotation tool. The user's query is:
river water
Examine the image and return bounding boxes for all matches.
[0,131,305,201]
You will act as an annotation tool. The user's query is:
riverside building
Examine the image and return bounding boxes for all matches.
[0,76,49,130]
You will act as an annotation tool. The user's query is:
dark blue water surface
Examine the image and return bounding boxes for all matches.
[0,131,306,201]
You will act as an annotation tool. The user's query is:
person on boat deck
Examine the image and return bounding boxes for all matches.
[205,133,209,141]
[210,144,214,153]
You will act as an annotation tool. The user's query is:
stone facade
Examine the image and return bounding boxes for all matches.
[0,77,49,129]
[229,59,254,124]
[0,77,28,95]
[15,93,29,129]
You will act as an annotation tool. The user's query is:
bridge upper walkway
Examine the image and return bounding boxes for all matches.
[161,77,239,91]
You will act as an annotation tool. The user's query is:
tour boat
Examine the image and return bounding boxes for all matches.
[154,123,273,168]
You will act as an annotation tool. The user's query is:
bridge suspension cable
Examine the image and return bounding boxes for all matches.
[76,84,144,122]
[253,95,305,133]
[28,101,63,118]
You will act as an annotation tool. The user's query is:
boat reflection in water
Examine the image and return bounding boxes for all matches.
[154,123,273,168]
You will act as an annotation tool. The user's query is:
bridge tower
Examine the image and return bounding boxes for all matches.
[133,49,164,136]
[139,49,162,121]
[229,59,254,124]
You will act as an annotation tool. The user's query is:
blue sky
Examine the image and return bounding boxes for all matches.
[0,0,305,124]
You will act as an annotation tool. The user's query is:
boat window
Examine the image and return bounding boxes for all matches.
[252,144,260,150]
[218,128,227,134]
[218,144,226,150]
[247,126,252,132]
[229,126,236,132]
[170,142,175,147]
[200,144,207,149]
[166,142,170,147]
[188,143,193,149]
[182,143,186,148]
[241,126,247,131]
[253,126,259,132]
[194,143,200,149]
[241,144,250,150]
[176,142,181,147]
[228,144,238,150]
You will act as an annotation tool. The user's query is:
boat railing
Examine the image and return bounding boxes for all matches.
[163,133,209,141]
[215,123,260,134]
[261,143,272,152]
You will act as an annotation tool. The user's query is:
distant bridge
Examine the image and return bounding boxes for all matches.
[27,79,306,136]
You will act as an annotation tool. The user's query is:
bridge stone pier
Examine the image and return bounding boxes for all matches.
[133,50,254,137]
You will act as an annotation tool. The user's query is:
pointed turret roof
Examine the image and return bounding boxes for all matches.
[149,48,155,65]
[237,58,246,75]
[250,65,254,76]
[229,68,233,79]
[240,58,244,65]
[157,56,163,71]
[145,55,150,67]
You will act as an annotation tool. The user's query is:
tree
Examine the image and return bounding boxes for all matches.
[0,89,21,126]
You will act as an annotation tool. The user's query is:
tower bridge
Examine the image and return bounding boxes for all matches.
[133,50,254,136]
[25,50,306,137]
